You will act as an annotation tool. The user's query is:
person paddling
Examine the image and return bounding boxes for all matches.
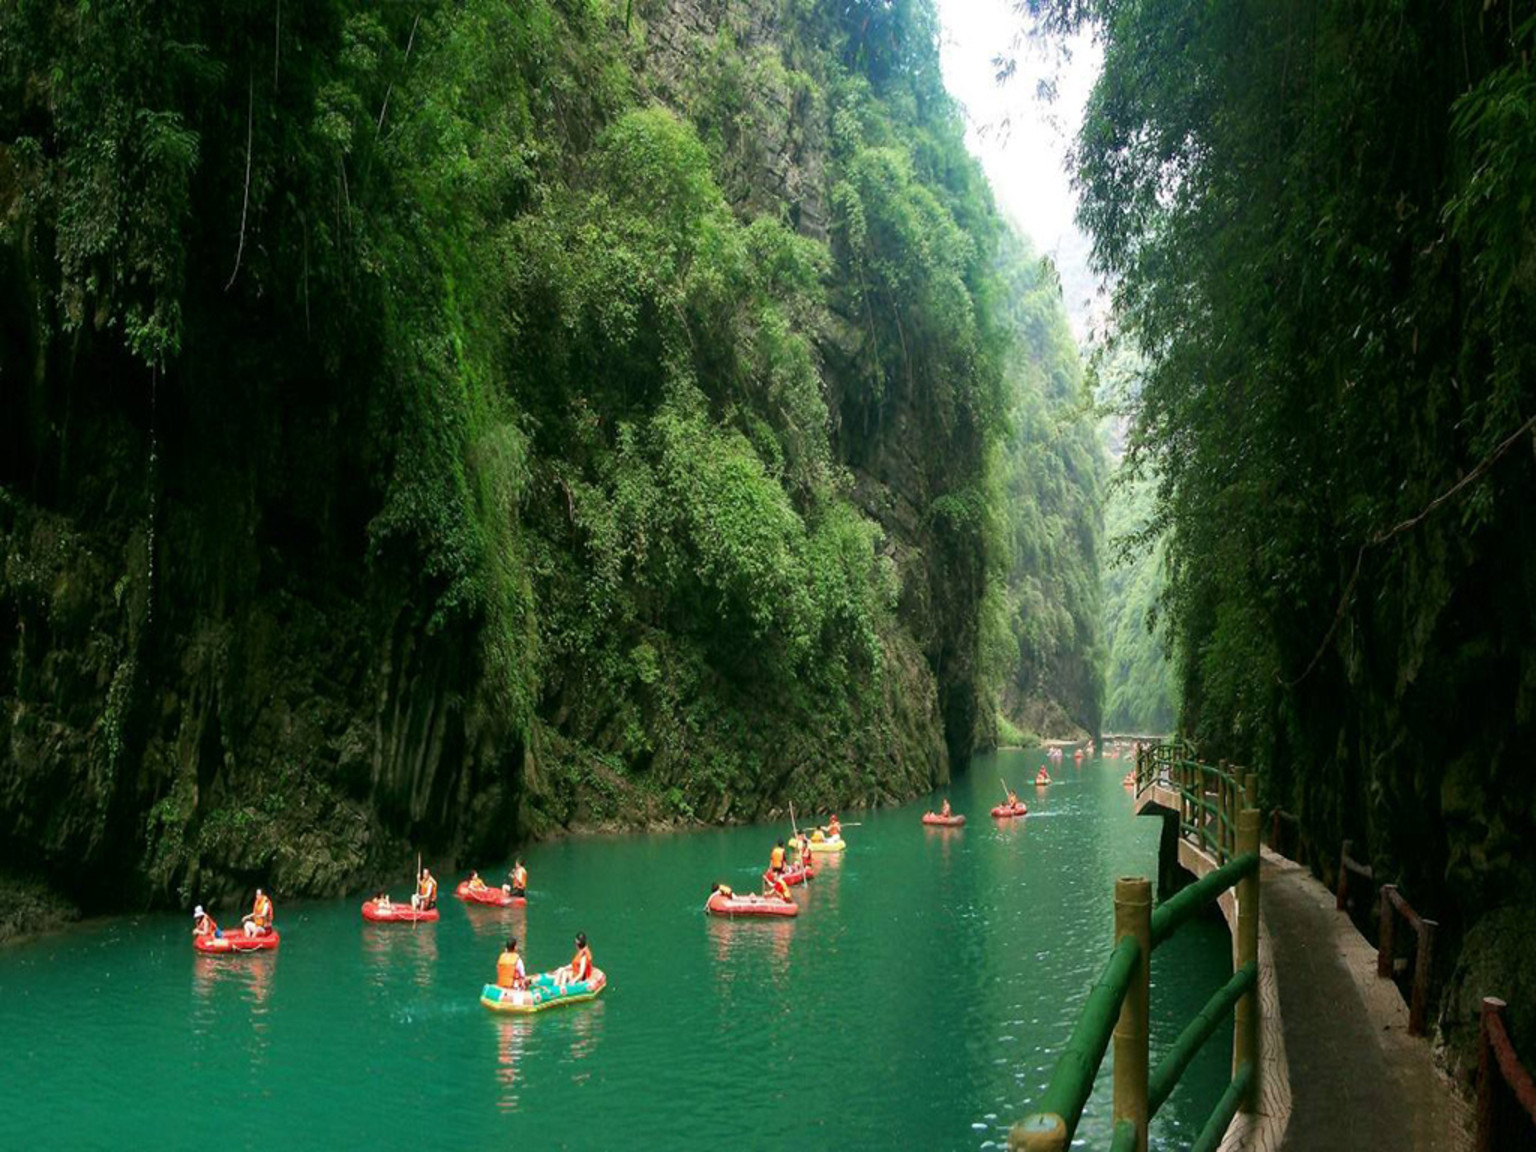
[413,868,438,911]
[508,859,528,898]
[497,936,527,990]
[1007,790,1020,809]
[797,830,813,867]
[242,888,273,937]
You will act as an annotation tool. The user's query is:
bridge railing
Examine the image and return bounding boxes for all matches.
[1134,743,1255,868]
[1012,790,1263,1151]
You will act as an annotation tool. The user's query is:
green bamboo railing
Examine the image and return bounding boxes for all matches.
[1013,746,1262,1152]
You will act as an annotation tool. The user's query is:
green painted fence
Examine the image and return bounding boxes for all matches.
[1013,746,1262,1152]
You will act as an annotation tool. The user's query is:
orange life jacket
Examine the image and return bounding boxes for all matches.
[570,946,593,982]
[419,875,437,903]
[195,914,218,937]
[252,895,272,927]
[769,845,786,870]
[827,819,840,836]
[716,885,734,899]
[512,865,527,890]
[766,875,790,901]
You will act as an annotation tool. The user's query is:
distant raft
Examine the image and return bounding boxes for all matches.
[706,892,799,918]
[796,834,846,854]
[990,802,1029,820]
[481,969,607,1014]
[194,930,280,955]
[922,812,966,827]
[455,881,526,908]
[361,900,439,924]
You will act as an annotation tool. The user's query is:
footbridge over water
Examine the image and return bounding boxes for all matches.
[1013,742,1494,1151]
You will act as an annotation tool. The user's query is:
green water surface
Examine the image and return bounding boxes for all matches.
[0,749,1233,1149]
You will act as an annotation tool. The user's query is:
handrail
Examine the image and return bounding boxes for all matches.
[1478,997,1536,1150]
[1026,935,1142,1137]
[1335,838,1374,911]
[1149,962,1257,1116]
[1151,853,1259,948]
[1377,884,1438,1036]
[1013,792,1262,1152]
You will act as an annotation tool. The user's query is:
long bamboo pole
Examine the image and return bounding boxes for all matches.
[1112,876,1152,1152]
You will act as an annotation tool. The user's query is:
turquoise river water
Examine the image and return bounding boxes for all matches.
[0,748,1233,1150]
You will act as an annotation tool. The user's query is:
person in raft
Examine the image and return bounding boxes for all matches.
[940,798,952,817]
[507,859,528,898]
[798,830,813,865]
[763,870,792,903]
[412,868,438,911]
[374,891,393,910]
[242,888,274,937]
[193,905,220,940]
[825,814,841,839]
[497,936,527,990]
[467,871,489,892]
[769,839,787,874]
[552,932,593,989]
[1007,790,1021,808]
[710,882,735,899]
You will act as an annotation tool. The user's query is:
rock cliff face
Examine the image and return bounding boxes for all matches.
[0,0,1017,920]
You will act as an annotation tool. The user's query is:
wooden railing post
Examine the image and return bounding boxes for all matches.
[1113,876,1152,1152]
[1410,918,1438,1037]
[1011,1114,1067,1151]
[1233,809,1262,1110]
[1336,840,1352,911]
[1377,884,1398,980]
[1477,996,1506,1152]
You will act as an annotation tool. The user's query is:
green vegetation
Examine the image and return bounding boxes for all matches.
[1031,0,1536,1064]
[980,232,1107,743]
[0,0,1104,908]
[1101,466,1175,734]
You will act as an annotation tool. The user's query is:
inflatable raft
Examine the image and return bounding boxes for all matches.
[456,881,526,908]
[922,812,966,827]
[481,969,607,1014]
[362,900,439,924]
[796,834,846,854]
[194,930,280,954]
[778,863,815,887]
[706,892,799,918]
[990,802,1029,820]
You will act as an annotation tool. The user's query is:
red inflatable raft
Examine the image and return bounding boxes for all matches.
[455,881,526,908]
[990,802,1029,819]
[779,863,814,887]
[361,900,439,924]
[922,812,966,827]
[706,892,799,918]
[194,930,280,954]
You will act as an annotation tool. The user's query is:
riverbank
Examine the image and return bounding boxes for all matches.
[0,868,78,948]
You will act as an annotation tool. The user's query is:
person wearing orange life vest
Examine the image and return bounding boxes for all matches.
[193,905,220,940]
[412,868,438,911]
[497,936,527,990]
[1007,790,1020,808]
[243,888,273,937]
[553,932,593,988]
[797,830,813,866]
[508,859,528,897]
[468,871,487,892]
[769,840,787,874]
[763,870,791,903]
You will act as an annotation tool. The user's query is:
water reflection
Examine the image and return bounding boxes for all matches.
[493,1014,532,1111]
[361,924,438,991]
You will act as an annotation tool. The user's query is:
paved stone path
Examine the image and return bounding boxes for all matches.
[1260,852,1471,1152]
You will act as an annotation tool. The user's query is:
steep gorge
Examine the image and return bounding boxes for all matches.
[0,0,1103,919]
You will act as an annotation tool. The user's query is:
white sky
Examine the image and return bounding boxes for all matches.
[934,0,1103,337]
